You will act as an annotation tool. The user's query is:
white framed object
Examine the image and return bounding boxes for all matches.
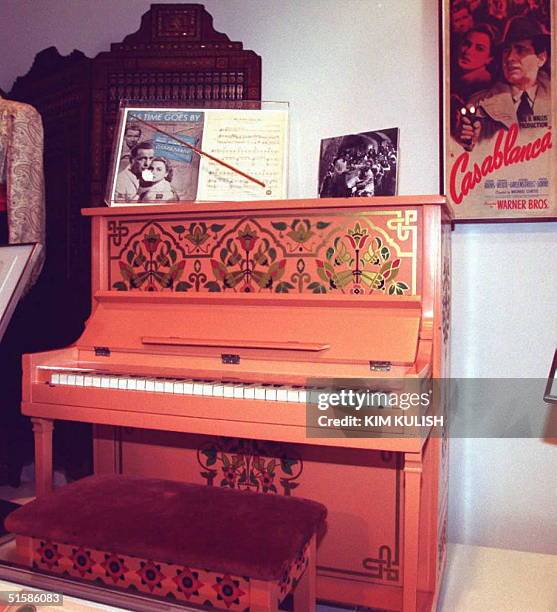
[0,243,43,343]
[106,103,289,205]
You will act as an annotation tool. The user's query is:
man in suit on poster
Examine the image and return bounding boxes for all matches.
[115,141,154,201]
[457,15,550,151]
[118,125,142,171]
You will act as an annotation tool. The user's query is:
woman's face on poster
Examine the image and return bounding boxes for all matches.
[150,160,168,182]
[458,31,493,71]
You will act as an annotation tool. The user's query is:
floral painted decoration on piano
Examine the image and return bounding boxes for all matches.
[110,212,416,295]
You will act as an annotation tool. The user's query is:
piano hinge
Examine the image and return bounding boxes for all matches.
[222,354,240,365]
[370,361,391,372]
[94,346,111,357]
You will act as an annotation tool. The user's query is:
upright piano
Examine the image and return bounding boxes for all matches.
[22,195,452,612]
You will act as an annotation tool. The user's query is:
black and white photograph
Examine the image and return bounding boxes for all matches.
[318,128,399,198]
[109,108,205,205]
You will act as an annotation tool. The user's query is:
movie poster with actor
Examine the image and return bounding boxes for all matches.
[110,109,205,204]
[446,0,555,220]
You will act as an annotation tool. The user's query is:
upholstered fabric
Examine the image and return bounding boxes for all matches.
[5,475,327,581]
[0,96,45,291]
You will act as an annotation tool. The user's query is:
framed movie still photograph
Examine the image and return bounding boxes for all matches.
[106,104,289,205]
[444,0,556,220]
[318,128,399,198]
[0,243,42,343]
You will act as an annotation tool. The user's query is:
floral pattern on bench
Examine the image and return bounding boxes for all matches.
[30,536,310,609]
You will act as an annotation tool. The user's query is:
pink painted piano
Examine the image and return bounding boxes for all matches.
[22,195,451,611]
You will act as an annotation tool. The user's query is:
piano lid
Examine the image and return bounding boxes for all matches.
[77,294,423,366]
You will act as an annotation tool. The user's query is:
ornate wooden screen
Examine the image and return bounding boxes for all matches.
[90,3,261,202]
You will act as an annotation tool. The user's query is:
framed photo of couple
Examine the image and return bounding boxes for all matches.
[105,103,289,206]
[443,0,556,221]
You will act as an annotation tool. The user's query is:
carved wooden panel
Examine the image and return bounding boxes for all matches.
[90,3,261,203]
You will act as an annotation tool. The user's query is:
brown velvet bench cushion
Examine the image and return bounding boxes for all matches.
[5,474,326,582]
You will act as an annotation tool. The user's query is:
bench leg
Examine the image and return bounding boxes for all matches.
[293,535,317,611]
[250,579,278,612]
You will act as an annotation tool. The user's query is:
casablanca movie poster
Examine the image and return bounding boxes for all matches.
[446,0,555,220]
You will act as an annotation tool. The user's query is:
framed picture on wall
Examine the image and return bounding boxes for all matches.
[443,0,556,221]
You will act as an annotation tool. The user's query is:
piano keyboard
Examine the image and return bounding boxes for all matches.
[47,371,314,404]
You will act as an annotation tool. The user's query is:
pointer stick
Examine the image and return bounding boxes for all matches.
[128,114,266,188]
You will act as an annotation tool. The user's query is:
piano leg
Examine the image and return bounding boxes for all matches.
[31,418,54,496]
[93,425,122,475]
[402,452,423,612]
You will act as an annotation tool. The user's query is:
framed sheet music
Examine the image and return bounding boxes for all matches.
[106,103,289,205]
[0,243,43,343]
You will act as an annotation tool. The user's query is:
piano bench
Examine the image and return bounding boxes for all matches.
[5,475,326,611]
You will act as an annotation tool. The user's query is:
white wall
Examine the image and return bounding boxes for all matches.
[0,0,555,554]
[451,222,557,554]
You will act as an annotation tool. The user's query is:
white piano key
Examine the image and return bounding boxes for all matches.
[145,379,156,392]
[84,375,93,387]
[298,389,308,403]
[244,385,255,400]
[212,384,224,397]
[308,387,327,405]
[109,377,120,389]
[118,378,128,390]
[51,373,60,385]
[173,381,184,394]
[126,377,137,391]
[74,374,85,386]
[59,373,69,385]
[233,384,245,399]
[100,376,110,389]
[92,376,102,388]
[202,382,215,396]
[254,386,266,400]
[285,388,299,402]
[223,382,235,398]
[264,385,278,401]
[67,373,76,386]
[164,379,176,393]
[136,378,147,392]
[154,379,165,393]
[183,380,194,394]
[276,386,288,402]
[192,380,205,395]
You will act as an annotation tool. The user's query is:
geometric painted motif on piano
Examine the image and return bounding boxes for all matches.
[197,438,303,495]
[30,537,310,608]
[109,210,417,294]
